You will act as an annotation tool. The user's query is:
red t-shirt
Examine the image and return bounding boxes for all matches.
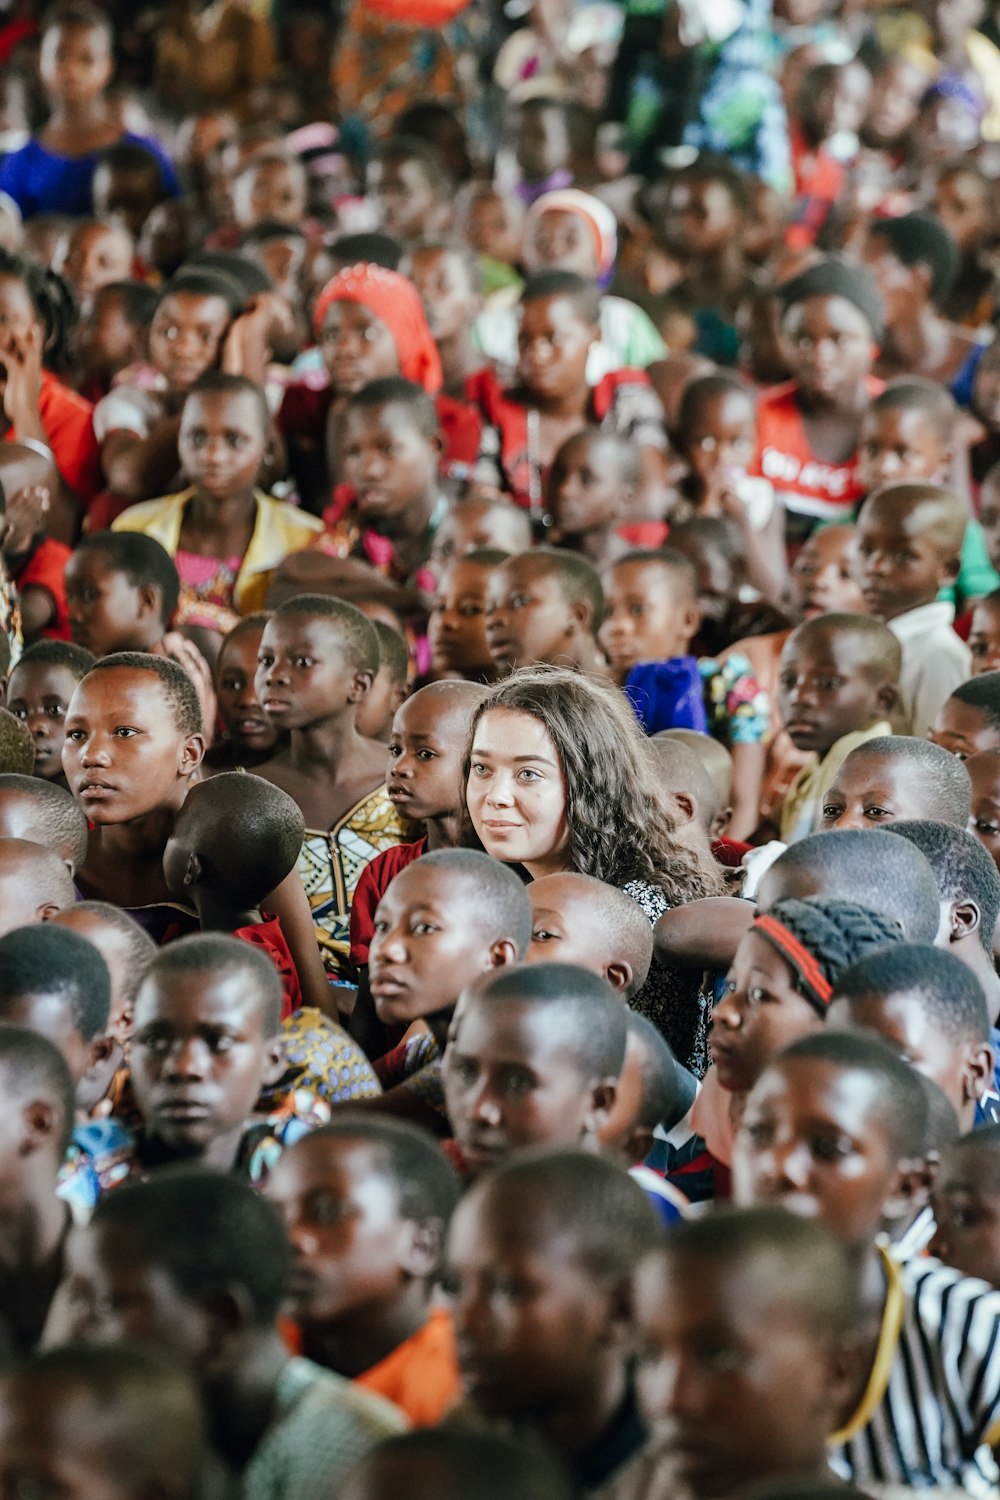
[13,535,72,640]
[752,376,883,525]
[349,837,427,966]
[4,372,102,507]
[232,913,301,1020]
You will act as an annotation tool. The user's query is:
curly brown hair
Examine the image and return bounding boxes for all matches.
[461,666,724,905]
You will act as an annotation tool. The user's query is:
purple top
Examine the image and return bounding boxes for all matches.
[0,132,180,219]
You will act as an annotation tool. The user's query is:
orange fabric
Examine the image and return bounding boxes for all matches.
[312,265,443,394]
[355,1308,459,1426]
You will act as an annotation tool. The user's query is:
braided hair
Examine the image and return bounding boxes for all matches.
[0,249,75,369]
[754,897,905,1015]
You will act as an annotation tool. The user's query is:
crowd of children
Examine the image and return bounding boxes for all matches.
[9,0,1000,1497]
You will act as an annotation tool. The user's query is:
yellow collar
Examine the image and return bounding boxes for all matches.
[828,1243,905,1447]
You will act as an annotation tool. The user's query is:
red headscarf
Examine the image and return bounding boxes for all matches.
[312,263,443,395]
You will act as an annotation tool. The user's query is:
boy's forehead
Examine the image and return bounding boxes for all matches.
[396,689,472,738]
[835,750,906,795]
[265,611,346,648]
[611,559,676,596]
[183,388,262,428]
[69,668,170,715]
[136,965,266,1023]
[382,862,465,909]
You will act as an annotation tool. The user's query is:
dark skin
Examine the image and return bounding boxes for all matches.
[783,294,876,467]
[0,1081,71,1357]
[861,233,975,384]
[37,21,121,158]
[174,388,267,566]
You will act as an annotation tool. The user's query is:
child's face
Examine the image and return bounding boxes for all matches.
[517,295,595,400]
[429,501,531,573]
[820,750,929,831]
[466,192,523,266]
[73,291,142,386]
[0,988,93,1082]
[657,177,739,260]
[0,276,42,404]
[930,1144,1000,1287]
[865,59,928,149]
[789,525,863,618]
[39,21,112,107]
[373,157,440,243]
[466,708,569,875]
[487,557,581,671]
[148,292,231,393]
[427,560,494,678]
[600,560,698,674]
[733,1057,900,1248]
[6,660,80,782]
[978,478,1000,571]
[355,663,405,743]
[514,105,570,182]
[969,599,1000,677]
[53,907,136,1047]
[444,998,610,1171]
[633,1251,847,1500]
[670,538,738,627]
[934,167,991,254]
[826,992,975,1128]
[339,403,439,525]
[523,209,599,280]
[233,159,306,229]
[549,434,630,537]
[777,626,892,754]
[857,497,958,620]
[407,248,479,345]
[967,751,1000,870]
[60,223,132,305]
[784,294,875,403]
[858,407,949,491]
[711,929,823,1095]
[369,865,503,1024]
[683,390,757,489]
[62,669,203,825]
[527,874,624,990]
[267,1135,411,1325]
[257,614,369,733]
[178,388,266,502]
[65,549,160,656]
[0,1378,149,1500]
[130,967,281,1156]
[385,689,471,823]
[319,301,400,395]
[216,627,278,759]
[929,695,999,760]
[446,1187,620,1417]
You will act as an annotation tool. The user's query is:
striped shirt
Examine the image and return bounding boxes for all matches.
[830,1248,1000,1496]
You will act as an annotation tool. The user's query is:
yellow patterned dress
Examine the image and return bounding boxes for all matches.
[298,783,416,982]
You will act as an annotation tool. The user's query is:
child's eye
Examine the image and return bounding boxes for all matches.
[531,927,559,943]
[974,819,1000,836]
[863,804,892,820]
[415,748,437,761]
[748,985,772,1005]
[411,921,439,936]
[628,603,646,618]
[45,704,66,719]
[221,674,245,691]
[458,602,483,618]
[812,1134,850,1163]
[373,919,388,935]
[9,707,26,720]
[387,743,403,758]
[821,803,844,821]
[509,594,531,609]
[64,728,86,742]
[816,677,844,691]
[292,656,316,669]
[113,726,138,738]
[501,1069,535,1098]
[258,654,274,669]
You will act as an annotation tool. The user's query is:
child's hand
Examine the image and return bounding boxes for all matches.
[222,293,294,380]
[1,326,44,432]
[1,483,50,556]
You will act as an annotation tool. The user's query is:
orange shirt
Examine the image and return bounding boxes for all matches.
[355,1307,459,1427]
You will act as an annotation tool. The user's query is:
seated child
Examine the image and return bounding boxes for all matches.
[0,708,36,775]
[0,440,72,642]
[969,589,1000,676]
[827,944,994,1135]
[356,621,409,743]
[63,654,205,916]
[0,1344,205,1500]
[648,734,730,865]
[59,1172,405,1488]
[659,728,734,835]
[337,1426,575,1500]
[428,549,506,683]
[0,921,111,1089]
[820,734,972,833]
[968,748,1000,875]
[267,1116,461,1423]
[930,673,1000,760]
[445,1150,661,1493]
[547,429,649,572]
[254,595,413,981]
[486,547,606,674]
[931,1126,1000,1287]
[633,1207,859,1500]
[428,496,532,575]
[600,1010,694,1226]
[883,819,1000,1022]
[113,372,323,631]
[442,963,626,1175]
[56,217,134,308]
[777,614,900,843]
[73,280,159,401]
[0,772,89,877]
[0,835,74,936]
[65,533,180,657]
[733,1031,1000,1494]
[526,871,654,1000]
[0,1026,75,1355]
[205,612,283,772]
[857,481,971,736]
[6,640,95,785]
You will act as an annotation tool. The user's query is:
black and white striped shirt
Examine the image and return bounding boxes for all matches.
[830,1249,1000,1497]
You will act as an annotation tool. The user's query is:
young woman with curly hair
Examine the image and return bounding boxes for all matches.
[462,664,724,1071]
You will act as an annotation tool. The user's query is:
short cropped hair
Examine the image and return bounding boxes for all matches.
[0,835,76,913]
[0,1024,76,1156]
[184,370,269,436]
[40,1,112,41]
[763,829,941,943]
[789,612,901,681]
[410,848,533,955]
[0,708,35,774]
[615,546,698,600]
[0,923,110,1041]
[462,963,627,1078]
[70,901,157,1007]
[868,212,960,306]
[343,376,439,440]
[0,774,89,872]
[154,268,244,319]
[87,653,203,738]
[625,1011,685,1129]
[649,733,721,832]
[844,736,972,828]
[480,1148,660,1280]
[90,1170,290,1326]
[655,1205,858,1337]
[11,639,95,681]
[771,1031,929,1163]
[303,1115,459,1231]
[508,547,604,632]
[330,233,402,270]
[949,671,1000,733]
[98,141,164,192]
[371,620,409,686]
[520,269,601,326]
[97,279,160,327]
[832,943,990,1047]
[273,594,380,675]
[883,820,1000,951]
[678,372,756,438]
[379,135,454,196]
[870,378,958,443]
[341,1428,574,1500]
[141,933,282,1037]
[176,773,303,906]
[75,532,180,625]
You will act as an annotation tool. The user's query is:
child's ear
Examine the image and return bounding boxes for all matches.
[963,1038,995,1107]
[670,790,697,825]
[347,668,375,704]
[23,1097,59,1151]
[605,960,633,996]
[881,1154,933,1228]
[137,582,162,625]
[875,681,898,718]
[621,1121,654,1166]
[179,732,206,779]
[941,549,962,587]
[87,1034,116,1072]
[37,902,62,923]
[950,896,980,943]
[400,1218,443,1280]
[391,681,410,716]
[178,851,202,890]
[682,599,702,638]
[261,1035,286,1087]
[199,1285,254,1368]
[568,596,592,636]
[585,1076,618,1136]
[487,937,519,968]
[709,804,733,840]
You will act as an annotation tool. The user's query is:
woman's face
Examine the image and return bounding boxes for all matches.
[319,299,400,394]
[467,708,570,877]
[517,294,595,401]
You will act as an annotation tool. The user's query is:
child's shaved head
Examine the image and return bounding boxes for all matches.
[164,772,305,907]
[141,932,283,1037]
[883,819,1000,952]
[649,733,722,833]
[400,848,532,950]
[527,871,654,998]
[273,593,380,674]
[870,377,958,444]
[827,736,972,828]
[0,774,89,873]
[0,836,75,935]
[0,708,35,774]
[861,480,968,554]
[790,612,901,679]
[506,548,605,630]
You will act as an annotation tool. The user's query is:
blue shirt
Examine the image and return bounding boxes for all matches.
[0,133,179,219]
